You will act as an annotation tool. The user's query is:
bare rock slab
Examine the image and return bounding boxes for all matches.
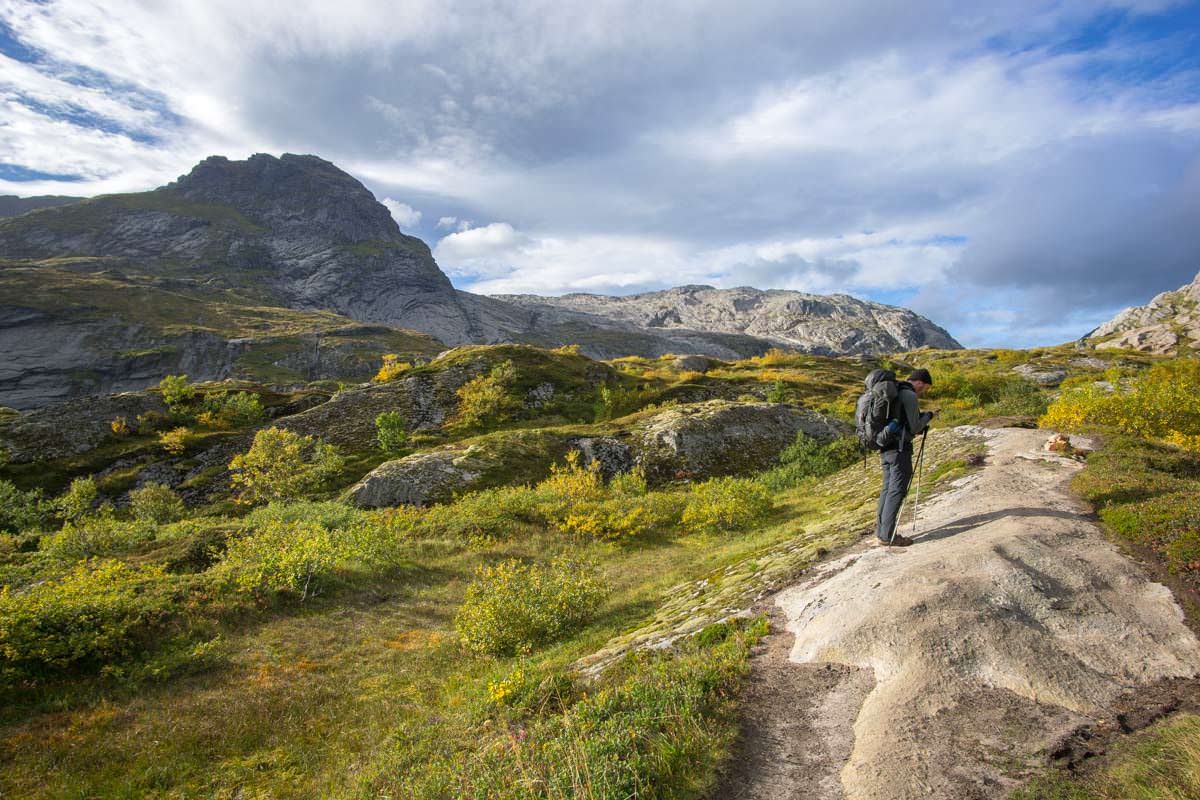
[773,427,1200,800]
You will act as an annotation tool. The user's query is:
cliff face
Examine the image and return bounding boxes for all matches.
[1083,270,1200,354]
[0,154,482,346]
[0,153,964,409]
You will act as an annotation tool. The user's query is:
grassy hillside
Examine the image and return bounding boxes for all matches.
[0,342,1196,798]
[0,258,445,392]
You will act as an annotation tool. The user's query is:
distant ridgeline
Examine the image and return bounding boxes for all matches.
[0,195,84,219]
[0,153,960,409]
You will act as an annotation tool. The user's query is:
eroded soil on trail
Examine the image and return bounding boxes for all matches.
[718,427,1200,800]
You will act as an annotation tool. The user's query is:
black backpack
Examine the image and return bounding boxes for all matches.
[855,369,900,451]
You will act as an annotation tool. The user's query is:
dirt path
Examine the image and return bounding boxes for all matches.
[719,427,1200,800]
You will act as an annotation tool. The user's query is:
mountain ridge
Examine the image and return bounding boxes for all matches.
[0,153,962,408]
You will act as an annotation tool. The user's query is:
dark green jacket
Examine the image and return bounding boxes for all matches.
[895,384,930,450]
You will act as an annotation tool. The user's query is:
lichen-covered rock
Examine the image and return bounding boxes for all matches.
[1011,363,1067,386]
[525,382,556,407]
[630,400,848,484]
[670,355,715,373]
[345,447,484,507]
[345,427,577,507]
[571,436,634,479]
[0,391,168,463]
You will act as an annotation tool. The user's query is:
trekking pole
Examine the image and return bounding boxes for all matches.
[911,428,928,534]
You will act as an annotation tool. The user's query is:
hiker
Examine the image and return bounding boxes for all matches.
[872,368,935,547]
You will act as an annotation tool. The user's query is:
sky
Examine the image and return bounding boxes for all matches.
[1,1,1198,348]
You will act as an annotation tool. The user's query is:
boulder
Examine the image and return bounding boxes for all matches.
[344,428,575,508]
[631,400,847,484]
[571,436,634,479]
[1068,356,1106,370]
[1095,326,1179,354]
[670,355,716,373]
[1011,363,1067,386]
[344,448,483,507]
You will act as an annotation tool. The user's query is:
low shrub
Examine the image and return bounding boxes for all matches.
[556,486,686,543]
[594,384,640,421]
[41,515,152,562]
[454,360,521,428]
[424,485,546,541]
[682,476,774,534]
[0,479,46,534]
[219,518,353,600]
[759,434,860,491]
[208,391,265,427]
[158,426,193,455]
[129,483,186,524]
[376,410,408,454]
[536,450,605,510]
[766,380,789,403]
[374,354,411,383]
[158,374,198,415]
[558,498,655,542]
[752,347,802,367]
[485,665,576,716]
[54,476,98,523]
[0,558,173,682]
[229,427,345,505]
[455,556,608,656]
[984,379,1048,418]
[242,500,365,533]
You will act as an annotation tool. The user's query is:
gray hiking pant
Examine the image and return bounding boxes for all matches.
[875,447,913,542]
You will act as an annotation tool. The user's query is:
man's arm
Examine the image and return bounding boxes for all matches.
[899,389,931,435]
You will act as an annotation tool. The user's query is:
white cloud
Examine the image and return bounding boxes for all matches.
[433,219,964,299]
[0,0,1196,347]
[380,197,422,228]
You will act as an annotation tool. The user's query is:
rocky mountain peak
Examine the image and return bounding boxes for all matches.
[165,152,402,242]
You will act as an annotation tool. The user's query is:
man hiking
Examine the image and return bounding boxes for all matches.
[874,368,935,547]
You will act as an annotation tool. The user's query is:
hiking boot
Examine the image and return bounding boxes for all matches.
[877,534,914,547]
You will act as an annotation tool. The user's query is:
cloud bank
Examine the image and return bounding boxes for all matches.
[1,0,1197,346]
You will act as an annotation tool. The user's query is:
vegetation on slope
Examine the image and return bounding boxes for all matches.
[0,341,987,798]
[0,258,445,390]
[0,340,1195,798]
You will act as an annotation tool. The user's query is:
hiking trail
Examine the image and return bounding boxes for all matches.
[720,426,1200,800]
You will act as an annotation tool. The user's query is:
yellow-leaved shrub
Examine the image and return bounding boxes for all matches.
[219,518,352,600]
[229,427,344,505]
[455,556,608,656]
[1040,359,1200,450]
[682,476,774,534]
[374,354,411,383]
[0,559,172,681]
